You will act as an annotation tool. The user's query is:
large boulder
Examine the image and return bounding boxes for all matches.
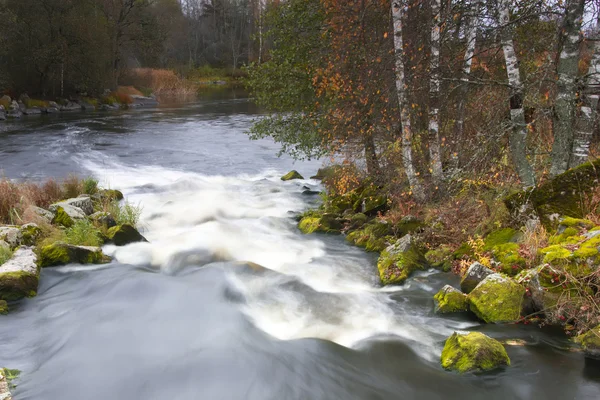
[50,205,86,227]
[298,213,343,234]
[575,325,600,359]
[0,247,39,301]
[504,158,600,225]
[434,285,468,313]
[0,224,41,249]
[38,242,110,268]
[281,170,304,181]
[460,262,495,294]
[377,235,428,285]
[51,196,94,216]
[467,274,526,323]
[441,331,510,373]
[106,224,147,246]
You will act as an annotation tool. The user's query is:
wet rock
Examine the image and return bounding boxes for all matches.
[51,196,94,216]
[38,242,110,268]
[0,247,39,301]
[434,285,468,313]
[90,212,117,229]
[467,274,526,323]
[106,224,147,246]
[377,235,428,285]
[281,170,304,181]
[575,325,600,359]
[441,331,510,373]
[130,95,159,107]
[460,262,495,294]
[7,100,22,118]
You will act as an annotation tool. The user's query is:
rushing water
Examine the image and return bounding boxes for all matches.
[0,97,599,400]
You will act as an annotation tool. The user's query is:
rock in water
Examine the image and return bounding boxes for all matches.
[106,224,147,246]
[0,247,39,301]
[467,274,525,323]
[377,235,428,285]
[460,262,495,294]
[441,331,510,373]
[281,170,304,181]
[575,325,600,359]
[51,196,94,216]
[38,242,110,268]
[434,285,468,313]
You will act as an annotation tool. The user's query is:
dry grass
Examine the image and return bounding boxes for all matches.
[117,86,143,96]
[123,68,196,99]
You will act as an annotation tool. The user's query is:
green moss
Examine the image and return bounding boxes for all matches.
[346,220,391,252]
[559,217,595,229]
[575,325,600,357]
[51,206,74,228]
[0,300,8,315]
[106,224,147,246]
[281,170,304,181]
[434,285,468,313]
[0,270,39,301]
[377,236,428,285]
[299,217,320,234]
[393,216,423,237]
[38,242,110,268]
[549,227,580,245]
[425,245,454,272]
[492,243,527,275]
[453,242,475,259]
[467,274,525,323]
[20,224,41,246]
[0,245,12,265]
[484,228,519,251]
[540,245,573,263]
[441,332,510,373]
[573,236,600,259]
[349,213,368,228]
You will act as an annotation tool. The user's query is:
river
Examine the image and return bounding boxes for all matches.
[0,96,599,399]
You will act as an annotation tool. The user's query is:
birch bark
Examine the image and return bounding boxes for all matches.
[428,0,443,186]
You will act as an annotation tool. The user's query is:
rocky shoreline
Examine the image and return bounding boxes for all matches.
[0,93,159,121]
[290,160,600,373]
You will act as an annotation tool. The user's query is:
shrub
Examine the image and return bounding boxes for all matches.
[82,177,99,195]
[64,220,103,247]
[114,92,133,105]
[0,97,10,109]
[24,99,49,108]
[101,95,117,105]
[102,199,142,227]
[62,175,82,198]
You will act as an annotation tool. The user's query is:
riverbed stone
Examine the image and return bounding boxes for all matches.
[467,274,525,323]
[38,242,110,268]
[434,285,468,313]
[51,196,94,216]
[106,224,147,246]
[575,325,600,359]
[460,262,495,294]
[441,331,510,373]
[377,235,428,285]
[0,247,39,301]
[281,170,304,181]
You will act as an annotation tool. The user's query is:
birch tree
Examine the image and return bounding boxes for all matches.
[392,0,425,200]
[550,0,585,176]
[498,0,536,187]
[428,0,443,187]
[571,24,600,167]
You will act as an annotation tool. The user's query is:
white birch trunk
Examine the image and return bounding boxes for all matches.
[551,0,585,175]
[428,0,443,186]
[392,0,425,200]
[571,26,600,167]
[499,0,536,187]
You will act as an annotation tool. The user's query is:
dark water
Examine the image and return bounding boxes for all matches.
[0,98,599,400]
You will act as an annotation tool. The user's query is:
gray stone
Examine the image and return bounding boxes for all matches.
[60,101,82,112]
[28,206,55,223]
[48,203,86,220]
[0,227,21,249]
[460,262,495,294]
[50,196,94,216]
[23,107,42,115]
[0,247,39,301]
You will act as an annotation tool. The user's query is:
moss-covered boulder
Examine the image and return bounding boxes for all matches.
[425,245,454,272]
[441,331,510,373]
[0,300,8,315]
[353,185,388,216]
[38,242,110,268]
[467,274,526,323]
[377,235,428,285]
[346,220,392,252]
[539,232,600,277]
[516,265,578,316]
[575,325,600,359]
[434,285,468,313]
[558,217,595,231]
[491,243,527,276]
[298,212,343,234]
[483,228,520,251]
[51,206,75,227]
[99,189,124,201]
[106,224,147,246]
[0,224,41,249]
[460,262,495,294]
[281,170,304,181]
[51,196,94,216]
[348,213,368,229]
[504,158,600,225]
[0,247,39,301]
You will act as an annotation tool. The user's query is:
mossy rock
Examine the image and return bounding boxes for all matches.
[434,285,468,313]
[298,212,343,234]
[393,215,423,237]
[504,158,600,225]
[558,217,595,230]
[281,170,304,181]
[483,228,520,251]
[516,265,579,314]
[38,242,110,268]
[539,233,599,277]
[100,189,124,201]
[51,206,74,228]
[19,224,41,246]
[106,224,147,246]
[441,331,510,373]
[377,235,428,285]
[0,300,8,315]
[460,262,495,294]
[491,243,527,276]
[353,185,388,216]
[425,245,454,272]
[0,247,39,301]
[549,226,581,245]
[575,325,600,359]
[467,274,525,323]
[346,220,392,252]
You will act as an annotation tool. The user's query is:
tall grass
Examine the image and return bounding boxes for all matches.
[102,200,142,227]
[65,220,103,247]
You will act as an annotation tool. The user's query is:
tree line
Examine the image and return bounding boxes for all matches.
[246,0,600,199]
[0,0,273,97]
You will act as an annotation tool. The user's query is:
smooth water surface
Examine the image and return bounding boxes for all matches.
[0,98,599,400]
